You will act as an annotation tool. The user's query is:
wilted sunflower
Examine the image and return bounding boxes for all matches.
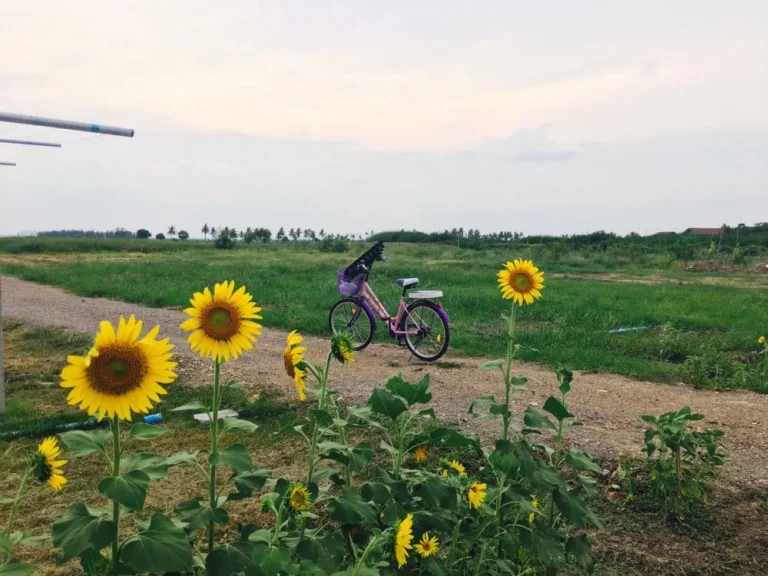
[283,330,307,401]
[468,482,487,509]
[394,513,414,568]
[181,281,262,363]
[414,532,439,558]
[497,259,545,305]
[289,484,312,511]
[448,459,466,475]
[32,437,67,491]
[413,445,427,464]
[331,333,355,364]
[60,316,176,421]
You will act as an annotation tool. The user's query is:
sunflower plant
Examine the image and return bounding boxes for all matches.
[177,281,268,561]
[470,259,545,440]
[0,437,67,575]
[53,316,195,575]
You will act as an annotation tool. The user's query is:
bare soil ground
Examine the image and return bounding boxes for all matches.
[4,275,768,490]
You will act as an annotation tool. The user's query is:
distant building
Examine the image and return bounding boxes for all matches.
[682,227,722,236]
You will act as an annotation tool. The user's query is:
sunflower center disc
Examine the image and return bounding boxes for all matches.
[203,305,240,340]
[513,273,531,291]
[87,344,147,395]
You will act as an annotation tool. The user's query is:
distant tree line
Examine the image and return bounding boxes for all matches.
[371,223,768,256]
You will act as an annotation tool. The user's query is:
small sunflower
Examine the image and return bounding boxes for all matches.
[414,532,439,558]
[181,281,262,363]
[60,316,177,421]
[448,460,466,475]
[32,437,67,491]
[413,445,427,464]
[331,333,355,364]
[529,498,539,523]
[283,331,307,401]
[759,335,766,345]
[468,482,487,509]
[394,514,414,568]
[289,484,312,511]
[441,469,448,478]
[497,259,545,305]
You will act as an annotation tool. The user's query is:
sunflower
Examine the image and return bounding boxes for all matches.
[60,316,177,421]
[394,513,414,568]
[414,532,439,558]
[468,482,487,509]
[413,445,427,464]
[760,335,766,345]
[32,437,67,491]
[497,259,545,305]
[529,498,538,523]
[289,484,312,511]
[181,281,262,363]
[448,460,466,475]
[331,333,355,364]
[283,331,307,401]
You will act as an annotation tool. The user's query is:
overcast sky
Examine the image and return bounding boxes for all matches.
[1,1,766,237]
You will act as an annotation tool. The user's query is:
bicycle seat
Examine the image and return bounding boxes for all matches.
[396,278,419,289]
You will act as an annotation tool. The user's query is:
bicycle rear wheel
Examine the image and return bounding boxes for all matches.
[400,300,450,361]
[329,298,376,351]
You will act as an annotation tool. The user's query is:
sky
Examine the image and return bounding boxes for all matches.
[1,1,766,237]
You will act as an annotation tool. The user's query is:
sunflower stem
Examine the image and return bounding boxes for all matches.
[207,360,222,556]
[110,417,121,574]
[502,303,517,441]
[4,467,31,549]
[306,354,332,485]
[351,535,379,576]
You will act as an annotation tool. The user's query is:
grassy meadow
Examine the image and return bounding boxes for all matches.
[2,237,767,390]
[0,239,768,388]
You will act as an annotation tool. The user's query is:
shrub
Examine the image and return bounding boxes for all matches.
[136,228,151,239]
[657,323,688,363]
[177,230,189,241]
[215,233,234,250]
[155,233,166,240]
[640,407,725,519]
[318,236,349,253]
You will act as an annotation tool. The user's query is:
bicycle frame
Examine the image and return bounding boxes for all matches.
[359,281,420,336]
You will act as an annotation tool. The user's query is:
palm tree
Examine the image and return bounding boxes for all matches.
[167,225,176,239]
[210,226,217,240]
[319,229,325,239]
[201,223,210,241]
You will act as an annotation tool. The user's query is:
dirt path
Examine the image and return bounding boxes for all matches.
[3,275,767,487]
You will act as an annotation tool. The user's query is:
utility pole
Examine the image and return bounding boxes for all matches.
[0,112,134,414]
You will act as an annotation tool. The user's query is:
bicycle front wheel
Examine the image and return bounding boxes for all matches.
[400,300,450,361]
[329,298,376,351]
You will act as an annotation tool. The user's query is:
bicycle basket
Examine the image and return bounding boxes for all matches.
[337,268,365,297]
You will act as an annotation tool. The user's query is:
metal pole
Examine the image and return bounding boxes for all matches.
[0,111,134,138]
[0,113,134,416]
[0,138,61,148]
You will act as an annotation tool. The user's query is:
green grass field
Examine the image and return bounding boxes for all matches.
[2,238,767,390]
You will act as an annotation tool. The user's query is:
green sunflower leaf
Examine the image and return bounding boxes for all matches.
[119,513,193,573]
[122,453,170,480]
[368,389,407,421]
[210,444,254,472]
[60,429,112,457]
[98,470,150,511]
[220,418,259,434]
[129,422,169,440]
[52,502,117,560]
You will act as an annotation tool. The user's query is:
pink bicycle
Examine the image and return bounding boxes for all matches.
[329,241,451,361]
